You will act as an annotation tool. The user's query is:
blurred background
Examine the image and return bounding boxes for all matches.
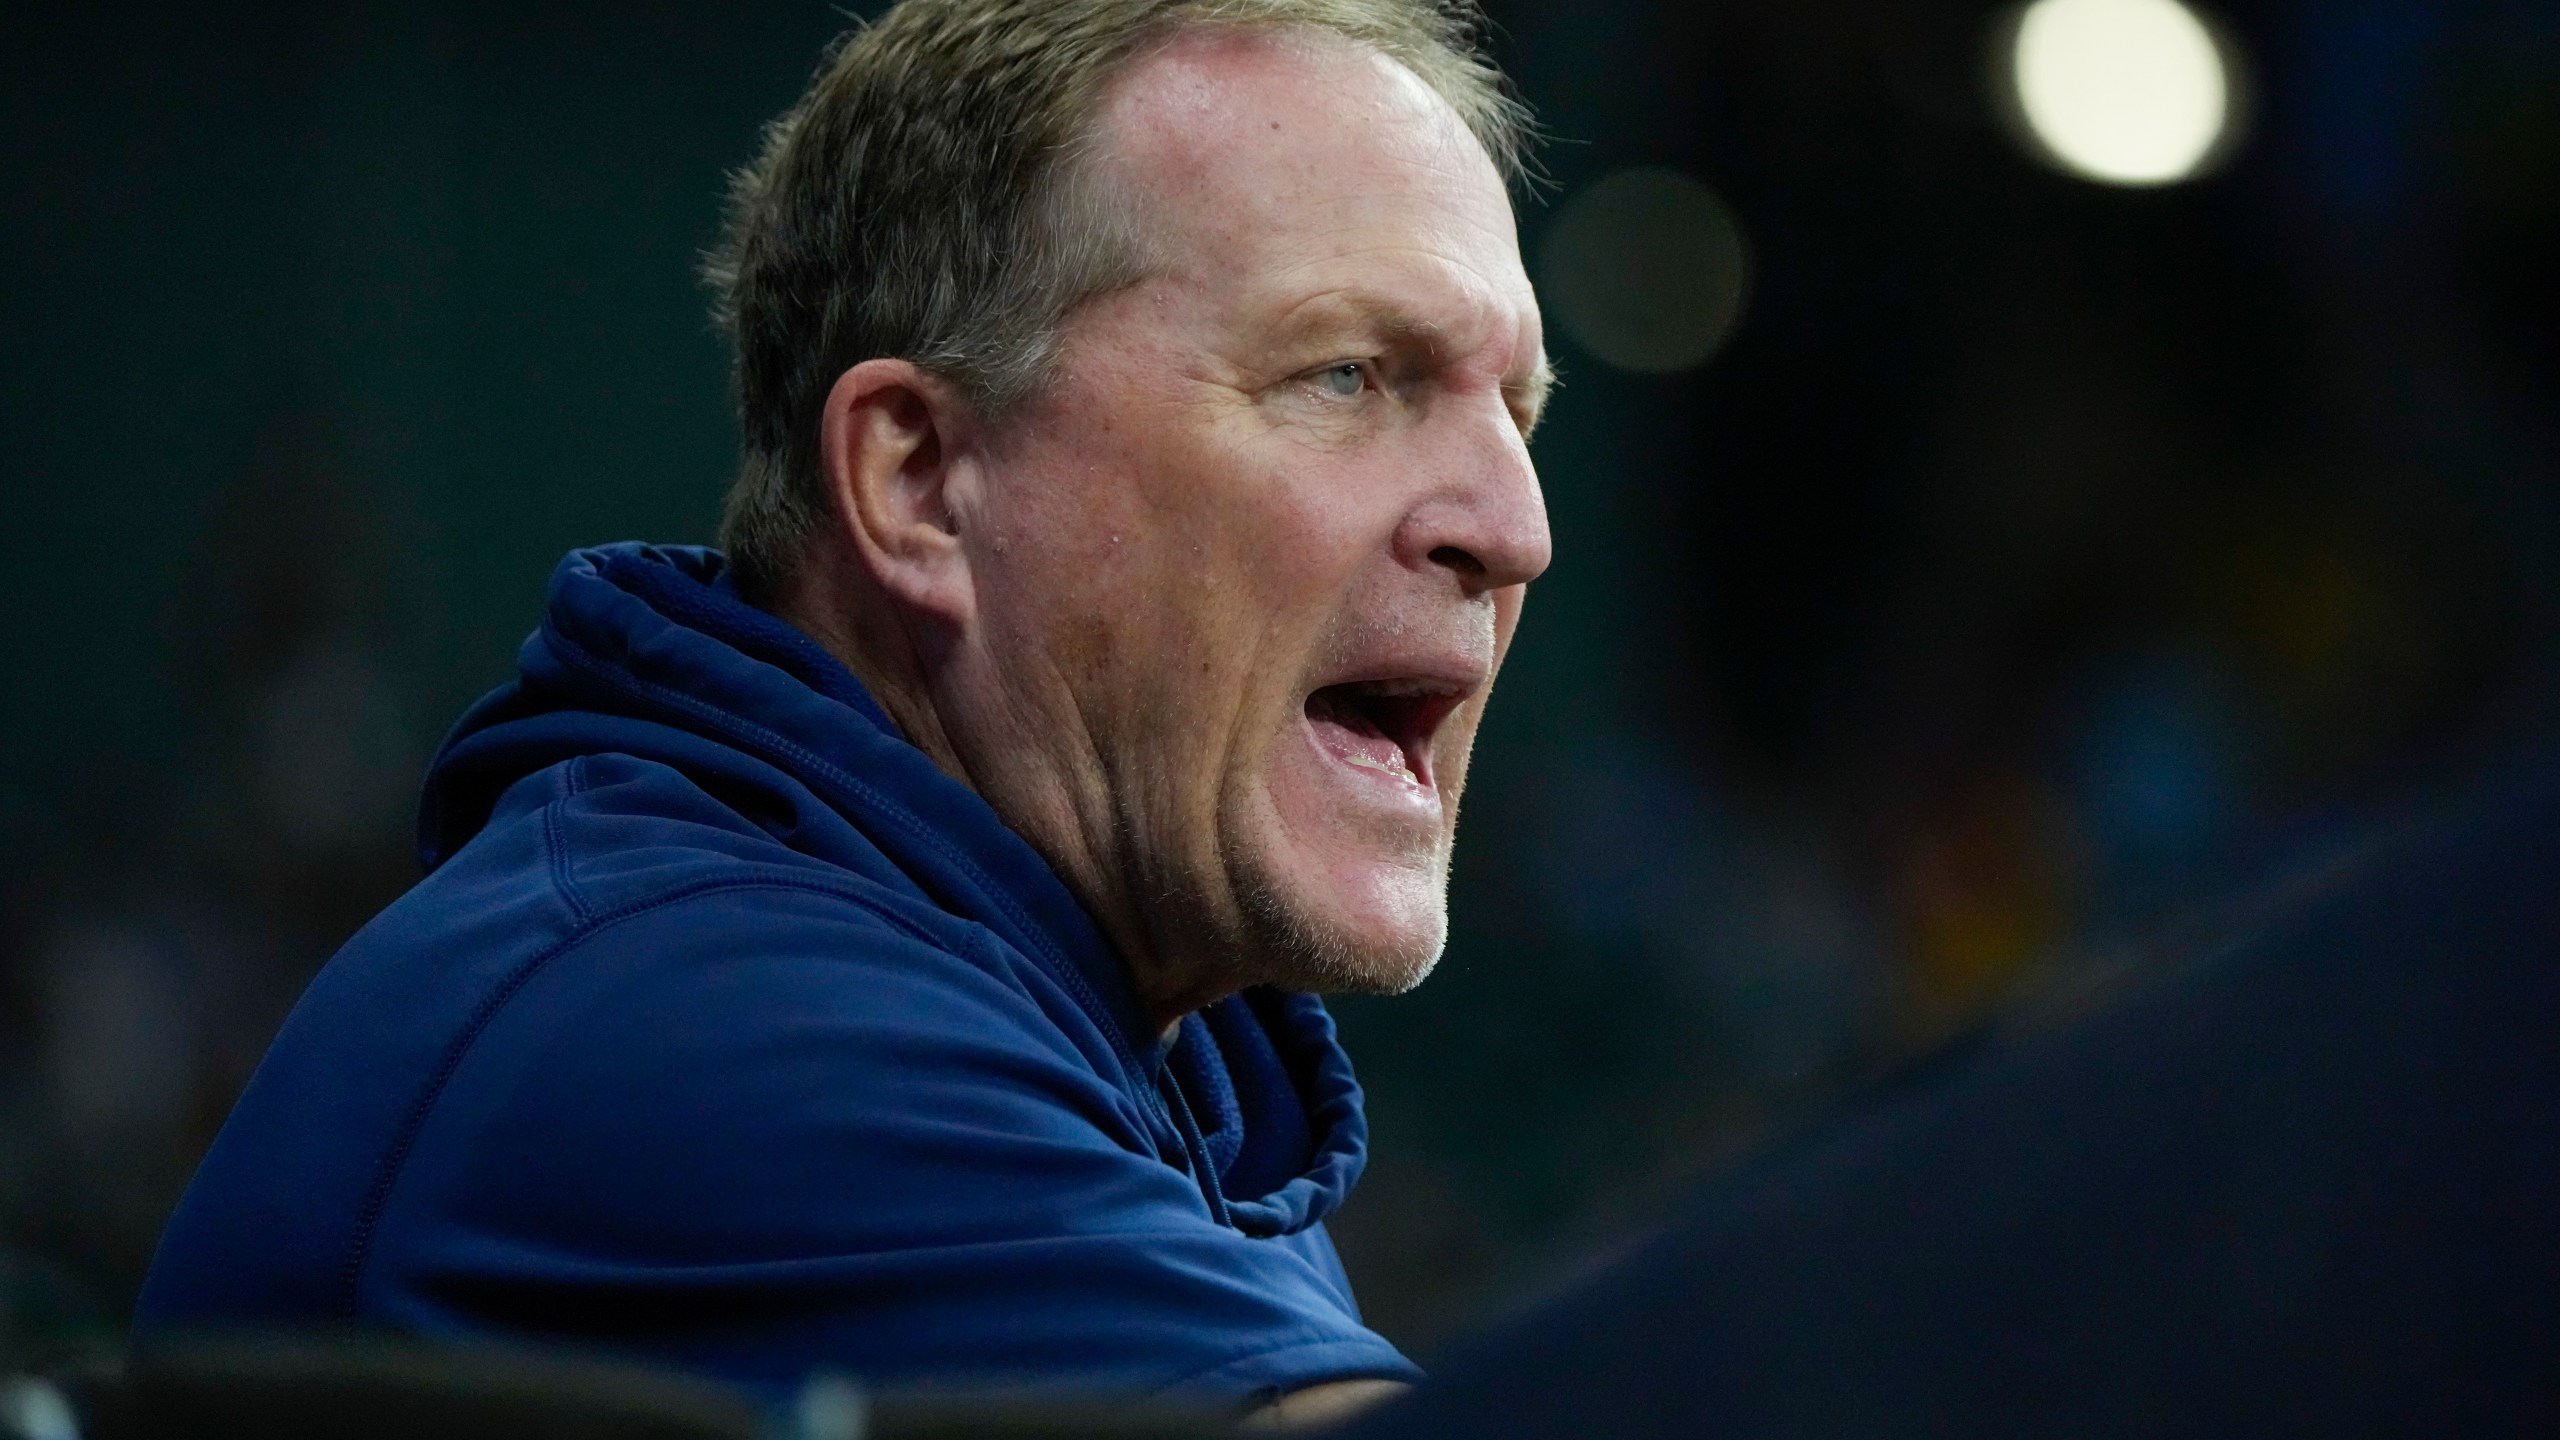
[2,0,2555,1371]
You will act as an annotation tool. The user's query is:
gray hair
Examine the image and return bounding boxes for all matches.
[703,0,1532,602]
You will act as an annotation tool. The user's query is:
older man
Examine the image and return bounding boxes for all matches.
[137,0,1549,1421]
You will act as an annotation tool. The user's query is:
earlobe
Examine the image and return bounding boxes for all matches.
[816,358,976,627]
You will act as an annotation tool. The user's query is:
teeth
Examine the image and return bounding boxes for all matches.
[1342,747,1420,784]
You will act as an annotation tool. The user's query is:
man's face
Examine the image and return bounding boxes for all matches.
[944,29,1550,1013]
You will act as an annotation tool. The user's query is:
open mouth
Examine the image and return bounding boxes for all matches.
[1304,679,1467,791]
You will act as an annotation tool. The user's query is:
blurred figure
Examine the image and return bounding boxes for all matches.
[0,422,425,1367]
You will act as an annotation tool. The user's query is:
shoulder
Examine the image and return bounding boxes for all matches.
[381,748,1162,1176]
[328,826,1194,1322]
[444,874,1145,1141]
[145,752,1150,1329]
[378,747,1037,1023]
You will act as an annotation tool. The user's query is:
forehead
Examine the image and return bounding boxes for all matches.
[1088,28,1534,349]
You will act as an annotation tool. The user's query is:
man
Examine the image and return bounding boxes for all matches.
[136,0,1551,1424]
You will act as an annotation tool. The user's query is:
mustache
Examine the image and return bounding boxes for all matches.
[1309,592,1499,687]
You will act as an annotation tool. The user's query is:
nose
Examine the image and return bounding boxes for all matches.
[1394,407,1553,595]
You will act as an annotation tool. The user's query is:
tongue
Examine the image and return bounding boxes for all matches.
[1307,691,1416,783]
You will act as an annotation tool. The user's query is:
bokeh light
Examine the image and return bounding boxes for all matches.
[1538,167,1752,375]
[2007,0,2233,186]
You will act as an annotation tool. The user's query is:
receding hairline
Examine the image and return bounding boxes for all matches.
[1042,19,1524,313]
[1095,18,1474,140]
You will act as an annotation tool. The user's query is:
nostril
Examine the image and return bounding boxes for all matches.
[1428,545,1486,576]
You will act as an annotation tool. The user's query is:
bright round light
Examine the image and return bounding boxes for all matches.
[2011,0,2230,186]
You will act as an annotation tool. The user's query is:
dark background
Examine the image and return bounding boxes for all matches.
[4,0,2556,1367]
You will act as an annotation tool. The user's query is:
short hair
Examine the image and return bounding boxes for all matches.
[703,0,1532,602]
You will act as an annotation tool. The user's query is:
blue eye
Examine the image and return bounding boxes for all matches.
[1319,362,1365,398]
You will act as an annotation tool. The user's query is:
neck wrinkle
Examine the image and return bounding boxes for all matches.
[776,555,1231,1034]
[774,562,978,792]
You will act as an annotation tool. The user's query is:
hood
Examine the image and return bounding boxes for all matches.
[417,543,1367,1236]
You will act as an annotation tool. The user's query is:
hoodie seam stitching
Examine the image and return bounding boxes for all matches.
[332,874,949,1323]
[1158,1059,1236,1227]
[542,761,593,926]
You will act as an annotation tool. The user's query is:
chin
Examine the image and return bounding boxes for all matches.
[1228,845,1451,996]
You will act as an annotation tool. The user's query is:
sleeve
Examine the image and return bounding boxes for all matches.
[354,882,1421,1402]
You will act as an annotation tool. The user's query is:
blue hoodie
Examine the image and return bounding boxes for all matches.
[136,544,1420,1402]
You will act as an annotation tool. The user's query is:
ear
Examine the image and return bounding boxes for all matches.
[815,357,978,630]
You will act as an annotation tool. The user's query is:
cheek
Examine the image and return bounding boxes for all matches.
[1428,693,1490,800]
[986,416,1386,756]
[1489,584,1530,658]
[984,508,1294,783]
[1126,460,1370,691]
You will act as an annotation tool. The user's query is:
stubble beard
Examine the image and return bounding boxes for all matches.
[1099,710,1461,1007]
[1219,824,1451,998]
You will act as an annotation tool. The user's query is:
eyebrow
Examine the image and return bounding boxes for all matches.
[1510,354,1556,439]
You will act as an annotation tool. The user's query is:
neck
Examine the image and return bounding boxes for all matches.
[771,556,1235,1033]
[772,559,972,789]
